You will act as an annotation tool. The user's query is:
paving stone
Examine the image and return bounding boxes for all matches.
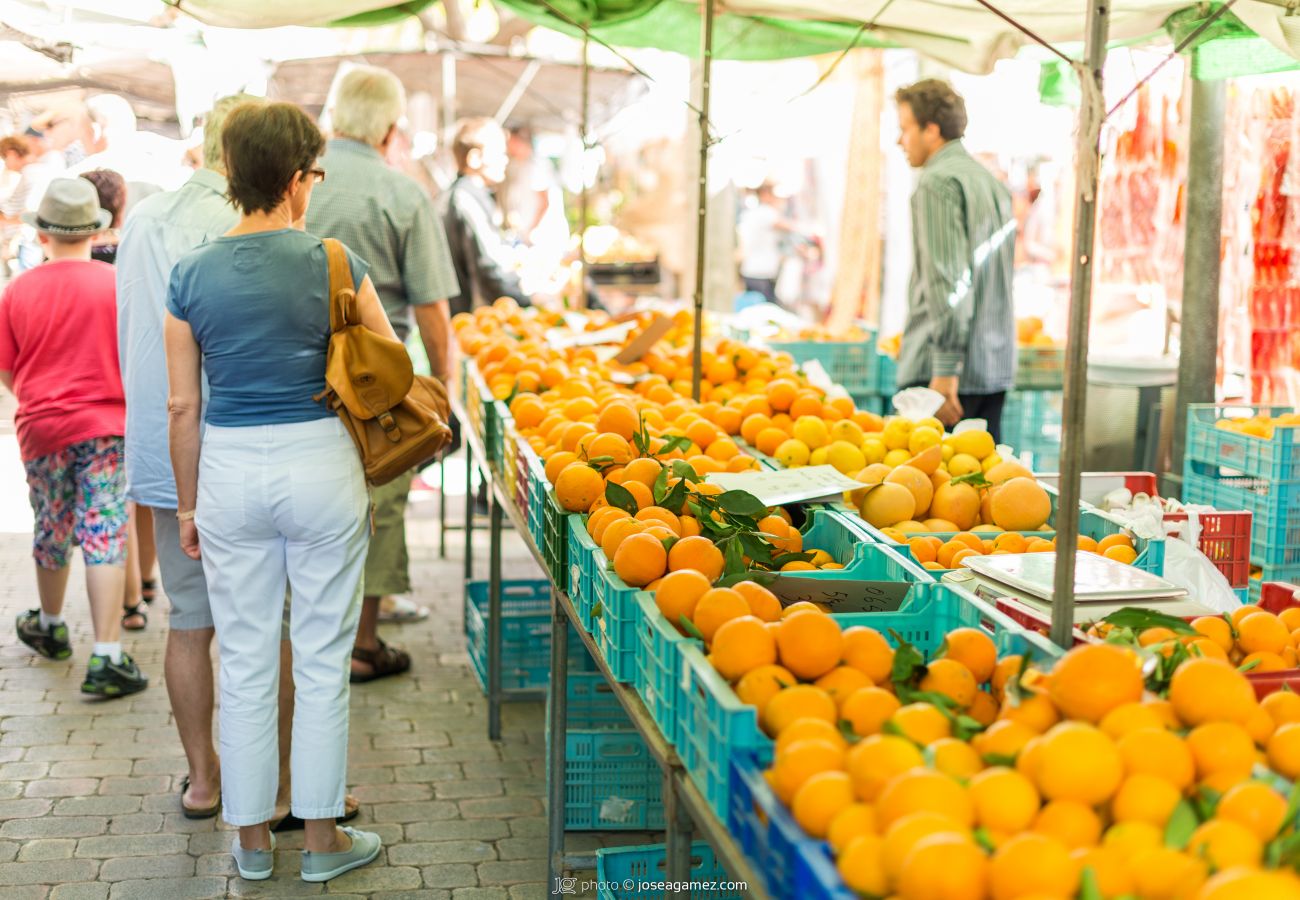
[371,732,448,750]
[458,797,541,819]
[434,780,502,800]
[0,817,108,840]
[343,766,395,785]
[0,762,50,780]
[50,759,131,778]
[350,783,433,804]
[195,852,236,877]
[225,879,325,898]
[0,781,25,799]
[370,801,461,824]
[348,749,422,768]
[320,865,422,893]
[0,885,50,900]
[23,745,96,762]
[189,832,239,855]
[393,764,463,783]
[74,833,190,858]
[107,813,163,834]
[495,838,546,861]
[419,864,478,889]
[451,889,508,900]
[371,892,451,900]
[0,702,56,717]
[98,853,195,881]
[404,820,509,842]
[476,861,544,886]
[50,883,110,900]
[0,841,17,862]
[500,779,543,798]
[17,839,76,861]
[54,796,141,817]
[459,761,533,780]
[129,757,188,776]
[0,858,100,885]
[420,745,501,764]
[387,841,496,866]
[5,714,91,731]
[96,775,171,796]
[107,876,227,899]
[24,778,100,798]
[140,793,185,813]
[0,798,53,819]
[162,813,220,834]
[506,886,548,900]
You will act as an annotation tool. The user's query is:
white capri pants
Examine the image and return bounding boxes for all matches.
[196,417,369,826]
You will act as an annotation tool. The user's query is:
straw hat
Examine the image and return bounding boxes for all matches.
[21,177,112,236]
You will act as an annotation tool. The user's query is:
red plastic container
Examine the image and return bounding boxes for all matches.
[1163,510,1253,590]
[1245,582,1300,699]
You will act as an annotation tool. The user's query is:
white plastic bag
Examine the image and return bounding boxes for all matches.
[1159,536,1242,614]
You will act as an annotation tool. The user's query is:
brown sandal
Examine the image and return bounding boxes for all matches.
[350,639,411,683]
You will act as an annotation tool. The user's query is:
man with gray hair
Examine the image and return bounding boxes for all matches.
[116,96,360,828]
[307,64,461,682]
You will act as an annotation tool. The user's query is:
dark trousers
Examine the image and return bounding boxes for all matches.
[905,383,1007,444]
[741,276,778,305]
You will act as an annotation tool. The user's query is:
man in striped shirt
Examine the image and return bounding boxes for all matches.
[895,80,1016,440]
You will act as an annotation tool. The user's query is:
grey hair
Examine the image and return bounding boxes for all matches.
[329,65,405,146]
[202,94,260,171]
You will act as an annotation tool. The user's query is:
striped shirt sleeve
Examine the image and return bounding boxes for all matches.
[912,177,973,377]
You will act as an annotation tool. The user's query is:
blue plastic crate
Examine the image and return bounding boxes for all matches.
[596,843,744,900]
[795,509,935,587]
[877,354,898,397]
[729,755,855,900]
[1014,347,1066,390]
[1185,404,1299,483]
[569,516,603,632]
[767,336,879,396]
[464,579,593,692]
[1001,390,1063,467]
[634,592,703,747]
[593,562,643,684]
[527,459,548,552]
[1184,467,1300,568]
[546,672,664,831]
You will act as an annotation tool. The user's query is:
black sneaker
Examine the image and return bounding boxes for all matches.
[81,653,148,698]
[16,610,71,660]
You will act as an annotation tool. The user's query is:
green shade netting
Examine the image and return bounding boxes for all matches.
[493,0,890,60]
[1165,6,1300,80]
[329,1,438,26]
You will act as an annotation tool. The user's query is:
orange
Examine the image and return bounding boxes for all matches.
[1099,702,1167,739]
[1216,780,1289,841]
[1187,721,1256,783]
[1189,637,1230,661]
[969,767,1039,832]
[840,687,901,737]
[773,716,846,757]
[771,738,845,805]
[889,703,952,747]
[653,569,711,628]
[740,413,771,444]
[876,769,974,829]
[585,432,633,465]
[937,540,970,569]
[762,684,837,736]
[1168,657,1256,726]
[1266,721,1300,779]
[731,581,783,622]
[600,517,644,561]
[990,655,1024,699]
[919,658,978,708]
[814,667,873,708]
[989,478,1053,531]
[1237,611,1290,655]
[1102,821,1163,861]
[836,833,888,897]
[554,463,605,512]
[841,627,894,683]
[1198,868,1300,899]
[1110,773,1180,826]
[1102,544,1138,565]
[753,427,788,456]
[998,690,1061,734]
[1191,615,1235,653]
[595,403,638,440]
[1128,846,1207,898]
[1069,846,1133,897]
[791,770,854,839]
[845,735,925,802]
[827,804,877,855]
[1047,643,1143,724]
[612,533,667,587]
[635,506,681,536]
[587,506,628,540]
[734,664,796,717]
[1261,690,1300,726]
[993,532,1028,554]
[1187,819,1263,870]
[789,391,823,419]
[949,548,979,568]
[988,833,1079,900]
[929,738,984,780]
[1033,800,1102,850]
[620,457,663,489]
[907,536,940,565]
[971,719,1038,761]
[898,833,989,900]
[1138,626,1178,648]
[693,588,749,643]
[544,451,580,484]
[941,628,998,683]
[881,812,970,885]
[709,616,776,682]
[620,480,654,510]
[665,535,723,581]
[765,379,798,412]
[1033,722,1123,805]
[968,690,999,726]
[1281,606,1300,631]
[776,610,844,681]
[1116,727,1195,789]
[1096,533,1134,553]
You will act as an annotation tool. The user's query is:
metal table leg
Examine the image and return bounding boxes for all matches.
[546,587,569,895]
[487,483,504,741]
[665,774,695,900]
[463,444,474,585]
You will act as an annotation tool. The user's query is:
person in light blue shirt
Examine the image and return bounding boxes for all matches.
[165,100,388,884]
[115,95,360,832]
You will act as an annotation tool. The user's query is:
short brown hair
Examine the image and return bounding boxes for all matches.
[453,117,501,170]
[221,102,324,215]
[0,135,31,158]
[896,79,967,141]
[81,169,127,227]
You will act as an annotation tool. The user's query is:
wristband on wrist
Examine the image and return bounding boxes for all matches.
[177,509,196,522]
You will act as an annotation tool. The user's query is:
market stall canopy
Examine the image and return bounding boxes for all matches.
[167,0,1300,72]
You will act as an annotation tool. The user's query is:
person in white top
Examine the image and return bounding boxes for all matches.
[736,182,796,305]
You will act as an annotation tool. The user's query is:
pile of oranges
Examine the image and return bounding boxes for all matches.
[906,531,1139,573]
[1090,603,1300,674]
[1214,413,1300,440]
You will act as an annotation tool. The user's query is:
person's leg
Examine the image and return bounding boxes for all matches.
[136,505,158,602]
[152,507,220,811]
[353,470,414,680]
[958,391,1007,445]
[26,447,75,619]
[72,439,129,648]
[120,504,146,629]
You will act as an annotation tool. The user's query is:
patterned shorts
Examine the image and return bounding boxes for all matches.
[24,437,128,569]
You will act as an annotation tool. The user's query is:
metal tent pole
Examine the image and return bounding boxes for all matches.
[579,31,591,310]
[1050,0,1110,648]
[690,0,716,402]
[1168,69,1226,493]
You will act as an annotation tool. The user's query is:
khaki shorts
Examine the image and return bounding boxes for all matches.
[363,470,414,597]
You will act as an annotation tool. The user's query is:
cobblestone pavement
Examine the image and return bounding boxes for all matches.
[0,391,636,899]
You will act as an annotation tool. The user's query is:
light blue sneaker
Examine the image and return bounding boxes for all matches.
[233,833,275,881]
[300,827,381,883]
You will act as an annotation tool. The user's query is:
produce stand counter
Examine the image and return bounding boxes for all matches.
[451,393,774,900]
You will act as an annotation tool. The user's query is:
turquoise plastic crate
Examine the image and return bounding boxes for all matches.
[1184,467,1300,568]
[546,672,663,831]
[542,491,571,594]
[767,335,878,396]
[464,579,593,692]
[634,592,703,747]
[593,559,643,683]
[465,366,504,465]
[1185,404,1299,483]
[729,754,854,900]
[1014,346,1065,390]
[596,843,744,900]
[569,516,602,632]
[1001,389,1063,470]
[796,509,936,586]
[877,354,898,396]
[526,458,547,551]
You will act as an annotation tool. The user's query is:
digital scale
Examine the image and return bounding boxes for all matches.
[942,551,1216,637]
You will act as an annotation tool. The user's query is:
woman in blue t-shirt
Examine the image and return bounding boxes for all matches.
[164,101,388,885]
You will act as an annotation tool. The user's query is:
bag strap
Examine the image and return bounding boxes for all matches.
[323,238,360,332]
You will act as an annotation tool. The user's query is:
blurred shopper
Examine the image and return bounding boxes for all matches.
[736,182,790,306]
[441,118,530,315]
[307,64,461,672]
[117,96,361,827]
[82,168,126,264]
[895,79,1016,438]
[165,101,381,883]
[70,94,187,200]
[502,126,569,260]
[5,130,66,271]
[0,177,147,697]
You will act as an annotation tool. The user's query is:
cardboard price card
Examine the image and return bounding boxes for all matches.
[705,465,864,507]
[762,575,914,613]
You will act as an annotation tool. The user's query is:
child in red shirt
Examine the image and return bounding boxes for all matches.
[0,177,148,698]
